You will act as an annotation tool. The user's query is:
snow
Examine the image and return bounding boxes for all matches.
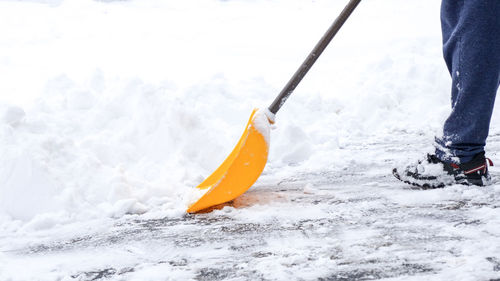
[1,0,500,280]
[251,109,271,146]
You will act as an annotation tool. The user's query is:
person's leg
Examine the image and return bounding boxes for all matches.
[435,0,500,163]
[392,0,499,188]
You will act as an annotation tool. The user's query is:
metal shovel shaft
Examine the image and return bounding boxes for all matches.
[268,0,362,115]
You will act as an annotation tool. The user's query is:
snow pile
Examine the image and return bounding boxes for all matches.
[0,75,213,226]
[0,71,277,228]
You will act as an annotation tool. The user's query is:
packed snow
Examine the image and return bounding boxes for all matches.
[0,0,499,280]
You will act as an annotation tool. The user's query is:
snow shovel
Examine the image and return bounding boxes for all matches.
[187,0,362,213]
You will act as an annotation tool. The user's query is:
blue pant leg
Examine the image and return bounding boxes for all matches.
[435,0,500,163]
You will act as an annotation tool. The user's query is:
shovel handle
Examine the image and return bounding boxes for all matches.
[268,0,362,115]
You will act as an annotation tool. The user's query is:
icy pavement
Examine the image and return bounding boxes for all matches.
[1,134,499,281]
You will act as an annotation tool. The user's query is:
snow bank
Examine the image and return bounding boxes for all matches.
[0,70,276,227]
[1,75,211,224]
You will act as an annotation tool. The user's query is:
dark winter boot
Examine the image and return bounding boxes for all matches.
[393,152,493,189]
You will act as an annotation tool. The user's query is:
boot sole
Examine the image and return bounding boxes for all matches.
[391,168,484,189]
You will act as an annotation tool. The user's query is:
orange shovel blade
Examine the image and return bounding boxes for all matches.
[187,109,270,213]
